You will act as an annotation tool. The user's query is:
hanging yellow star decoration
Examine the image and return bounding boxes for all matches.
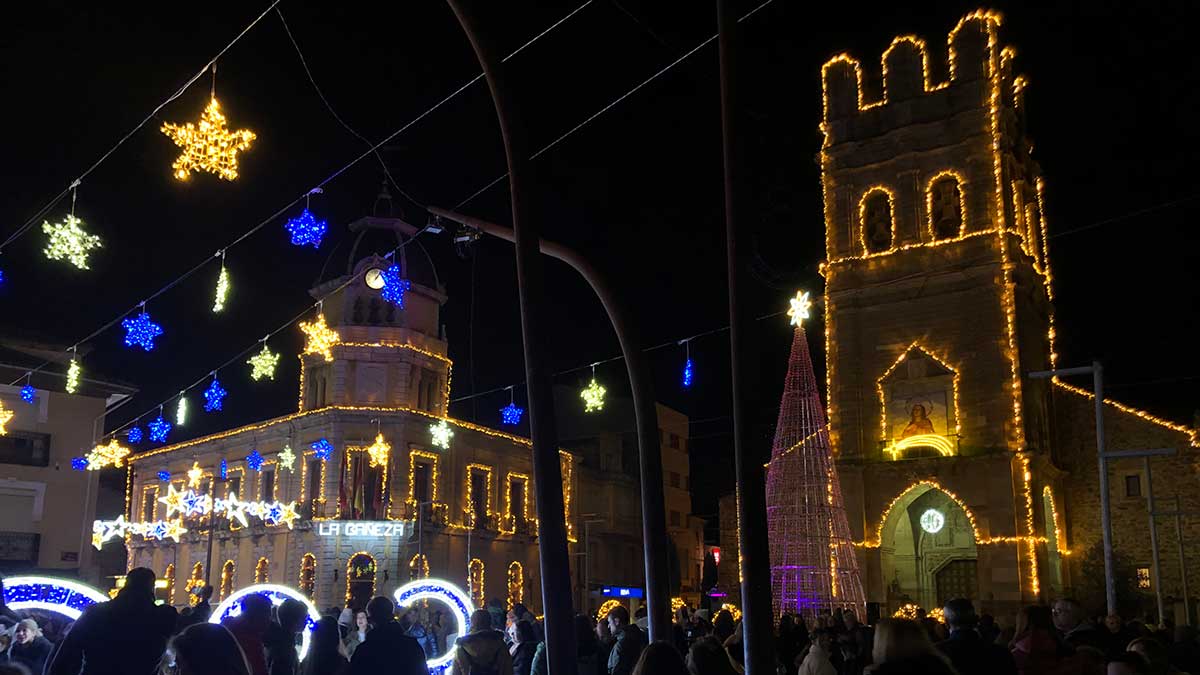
[86,439,130,470]
[787,290,813,328]
[366,433,391,468]
[299,314,340,362]
[43,214,103,269]
[187,461,204,489]
[161,97,256,181]
[247,343,281,381]
[581,378,606,413]
[159,484,187,518]
[277,445,296,472]
[0,402,13,435]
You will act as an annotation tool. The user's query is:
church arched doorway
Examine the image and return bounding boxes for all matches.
[346,553,376,611]
[878,483,979,612]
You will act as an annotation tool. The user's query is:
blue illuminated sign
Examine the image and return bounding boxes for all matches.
[601,586,643,598]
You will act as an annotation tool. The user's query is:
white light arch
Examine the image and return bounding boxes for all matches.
[393,578,474,674]
[2,576,108,621]
[210,583,320,659]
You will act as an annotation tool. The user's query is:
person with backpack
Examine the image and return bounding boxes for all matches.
[454,609,514,675]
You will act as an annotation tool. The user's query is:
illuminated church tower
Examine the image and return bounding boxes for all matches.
[819,12,1062,613]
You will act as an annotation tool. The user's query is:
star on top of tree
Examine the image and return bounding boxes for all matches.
[787,290,813,328]
[161,97,256,181]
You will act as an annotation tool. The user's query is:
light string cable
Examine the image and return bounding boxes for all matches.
[0,0,283,252]
[7,1,599,388]
[454,0,778,208]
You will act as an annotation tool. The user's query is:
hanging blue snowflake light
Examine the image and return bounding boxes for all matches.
[127,427,144,444]
[380,264,411,308]
[157,470,170,481]
[71,457,88,471]
[284,209,328,248]
[220,458,228,480]
[311,438,333,461]
[148,415,172,443]
[246,449,264,471]
[500,403,524,426]
[19,384,35,405]
[203,377,227,412]
[121,311,164,351]
[682,358,694,388]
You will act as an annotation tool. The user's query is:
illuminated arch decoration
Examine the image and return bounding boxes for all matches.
[925,170,968,240]
[188,562,205,606]
[409,553,429,581]
[876,343,961,460]
[255,557,270,583]
[346,552,376,608]
[164,564,176,604]
[220,561,235,600]
[865,480,982,548]
[2,576,108,621]
[596,599,623,622]
[468,558,485,609]
[210,584,320,659]
[298,554,317,599]
[858,186,896,255]
[393,578,474,675]
[506,562,523,610]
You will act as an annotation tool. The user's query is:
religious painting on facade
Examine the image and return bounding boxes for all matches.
[887,391,949,441]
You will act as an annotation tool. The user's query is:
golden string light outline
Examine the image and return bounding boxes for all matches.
[857,186,897,256]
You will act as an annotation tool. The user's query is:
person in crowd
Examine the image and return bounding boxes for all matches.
[453,609,513,675]
[404,607,439,659]
[798,628,837,675]
[607,606,647,675]
[1108,651,1152,675]
[937,599,1016,675]
[47,567,179,675]
[189,585,215,626]
[1107,615,1138,659]
[9,618,53,674]
[507,604,530,633]
[597,614,616,669]
[348,597,426,675]
[866,618,957,675]
[1128,637,1186,675]
[713,611,736,644]
[342,611,369,658]
[979,614,1001,645]
[631,641,689,675]
[487,600,507,639]
[336,608,354,641]
[1053,599,1107,653]
[841,611,872,675]
[1009,605,1072,675]
[1168,625,1200,675]
[686,635,738,675]
[265,598,309,675]
[777,614,805,675]
[300,617,348,675]
[0,579,23,629]
[723,622,745,674]
[510,620,539,675]
[533,613,603,675]
[164,622,251,675]
[223,593,272,675]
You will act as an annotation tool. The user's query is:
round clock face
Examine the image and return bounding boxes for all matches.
[920,508,945,534]
[364,268,385,290]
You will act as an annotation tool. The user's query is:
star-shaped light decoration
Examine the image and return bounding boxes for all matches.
[380,264,412,308]
[246,449,264,471]
[19,385,35,405]
[91,515,128,550]
[429,419,454,449]
[366,434,390,468]
[787,290,813,328]
[127,426,143,443]
[299,314,340,362]
[148,415,172,443]
[581,378,606,413]
[500,403,524,426]
[43,215,102,269]
[71,457,89,471]
[162,520,188,543]
[277,445,296,472]
[0,402,12,436]
[274,501,299,529]
[285,209,328,248]
[159,484,187,518]
[215,496,250,528]
[65,358,81,394]
[157,470,170,481]
[161,97,256,181]
[181,490,212,517]
[247,344,281,381]
[122,311,164,351]
[187,461,204,488]
[203,377,227,412]
[311,438,334,461]
[85,438,130,470]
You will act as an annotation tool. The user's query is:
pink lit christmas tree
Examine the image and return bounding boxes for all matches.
[765,291,865,618]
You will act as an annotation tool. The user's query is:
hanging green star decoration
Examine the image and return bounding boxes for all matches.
[247,344,280,381]
[277,445,296,472]
[43,214,102,269]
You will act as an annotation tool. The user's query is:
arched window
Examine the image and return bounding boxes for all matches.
[507,562,523,610]
[469,558,485,609]
[188,563,204,606]
[928,173,965,240]
[409,553,429,581]
[220,561,235,600]
[255,557,270,583]
[347,552,376,610]
[860,189,894,253]
[299,554,317,600]
[164,563,176,605]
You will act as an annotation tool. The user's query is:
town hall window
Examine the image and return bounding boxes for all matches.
[861,189,894,253]
[929,174,964,240]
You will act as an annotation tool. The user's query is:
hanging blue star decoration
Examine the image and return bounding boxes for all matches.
[148,415,172,443]
[127,426,144,444]
[157,470,171,481]
[284,209,328,248]
[500,403,524,426]
[246,449,264,471]
[71,457,88,471]
[19,384,35,405]
[122,311,164,351]
[682,358,694,388]
[380,264,412,308]
[311,438,333,461]
[203,377,227,412]
[220,458,228,480]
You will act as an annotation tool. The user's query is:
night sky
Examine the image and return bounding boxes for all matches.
[2,1,1197,525]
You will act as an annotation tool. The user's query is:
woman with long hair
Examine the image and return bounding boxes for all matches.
[511,619,539,675]
[1009,605,1071,675]
[865,618,957,674]
[687,635,738,675]
[633,641,689,675]
[164,622,251,675]
[302,617,349,675]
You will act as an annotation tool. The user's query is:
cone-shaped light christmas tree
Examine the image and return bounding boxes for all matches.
[766,291,865,618]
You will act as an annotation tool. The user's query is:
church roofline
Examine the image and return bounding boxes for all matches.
[1052,380,1199,447]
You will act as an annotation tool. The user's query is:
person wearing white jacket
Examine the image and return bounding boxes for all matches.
[798,630,837,675]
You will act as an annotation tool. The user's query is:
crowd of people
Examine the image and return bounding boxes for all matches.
[3,568,1200,675]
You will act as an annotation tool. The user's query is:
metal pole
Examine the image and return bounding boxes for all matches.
[442,2,576,668]
[1175,496,1191,626]
[424,209,673,642]
[718,1,774,671]
[584,522,590,614]
[1144,457,1164,623]
[1093,362,1116,615]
